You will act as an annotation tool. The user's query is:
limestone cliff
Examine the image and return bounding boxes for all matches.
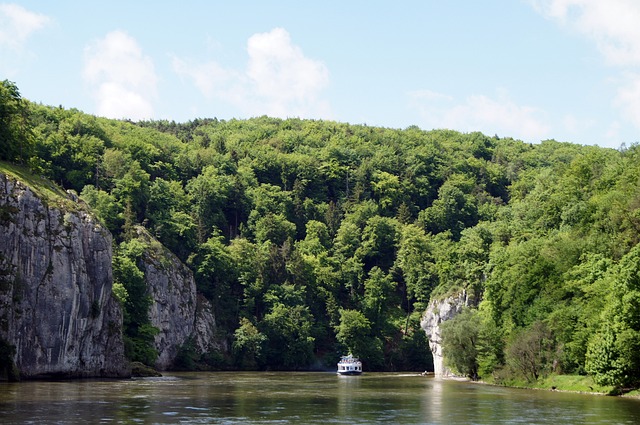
[0,173,129,379]
[133,227,225,370]
[193,294,227,357]
[421,290,471,377]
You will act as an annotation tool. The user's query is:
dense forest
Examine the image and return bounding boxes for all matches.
[2,79,640,389]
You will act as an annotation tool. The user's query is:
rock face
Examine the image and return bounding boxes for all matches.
[193,294,227,356]
[0,173,129,379]
[135,228,196,370]
[0,172,225,377]
[421,290,471,377]
[135,228,225,370]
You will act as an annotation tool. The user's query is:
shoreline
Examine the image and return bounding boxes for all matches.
[435,374,640,399]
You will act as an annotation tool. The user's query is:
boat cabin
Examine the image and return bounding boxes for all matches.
[337,354,363,375]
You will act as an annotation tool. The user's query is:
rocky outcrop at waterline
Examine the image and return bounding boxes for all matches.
[134,227,197,370]
[133,227,226,371]
[421,290,472,377]
[0,170,227,379]
[0,173,129,379]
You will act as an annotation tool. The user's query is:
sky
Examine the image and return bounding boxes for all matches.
[1,1,640,149]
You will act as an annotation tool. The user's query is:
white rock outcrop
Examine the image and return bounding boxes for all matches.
[421,290,471,377]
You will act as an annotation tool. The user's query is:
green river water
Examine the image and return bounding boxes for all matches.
[1,372,639,424]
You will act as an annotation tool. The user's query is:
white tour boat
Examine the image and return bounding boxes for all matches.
[337,354,362,375]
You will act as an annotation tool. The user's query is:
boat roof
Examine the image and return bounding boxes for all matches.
[340,354,360,360]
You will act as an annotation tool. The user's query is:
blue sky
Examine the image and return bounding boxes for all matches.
[2,1,639,149]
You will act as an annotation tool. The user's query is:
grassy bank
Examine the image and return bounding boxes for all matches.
[536,375,615,394]
[482,374,621,396]
[0,161,77,209]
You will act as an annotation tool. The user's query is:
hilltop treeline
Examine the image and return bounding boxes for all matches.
[2,80,640,387]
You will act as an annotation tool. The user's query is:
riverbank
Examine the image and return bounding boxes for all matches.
[462,373,640,398]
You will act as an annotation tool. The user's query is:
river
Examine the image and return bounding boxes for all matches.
[1,372,639,424]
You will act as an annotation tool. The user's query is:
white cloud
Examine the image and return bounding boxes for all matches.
[173,27,331,119]
[245,28,330,117]
[410,90,550,141]
[0,3,50,50]
[83,30,158,120]
[531,0,640,66]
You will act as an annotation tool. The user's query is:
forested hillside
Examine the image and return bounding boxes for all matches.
[2,80,640,388]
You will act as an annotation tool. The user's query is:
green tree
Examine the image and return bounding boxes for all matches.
[147,178,195,259]
[485,237,560,328]
[80,185,122,233]
[261,303,315,369]
[585,244,640,388]
[113,238,158,365]
[0,80,33,164]
[371,170,402,213]
[297,220,330,255]
[29,107,109,191]
[228,237,271,320]
[418,174,478,240]
[254,213,296,246]
[355,215,399,272]
[112,160,151,238]
[13,104,637,378]
[362,267,393,331]
[189,230,239,329]
[440,308,481,380]
[186,165,233,243]
[233,317,267,369]
[396,224,437,312]
[585,324,640,388]
[336,309,383,369]
[505,321,558,383]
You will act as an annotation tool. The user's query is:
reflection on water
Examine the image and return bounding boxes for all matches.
[426,376,444,422]
[336,373,361,417]
[1,372,640,424]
